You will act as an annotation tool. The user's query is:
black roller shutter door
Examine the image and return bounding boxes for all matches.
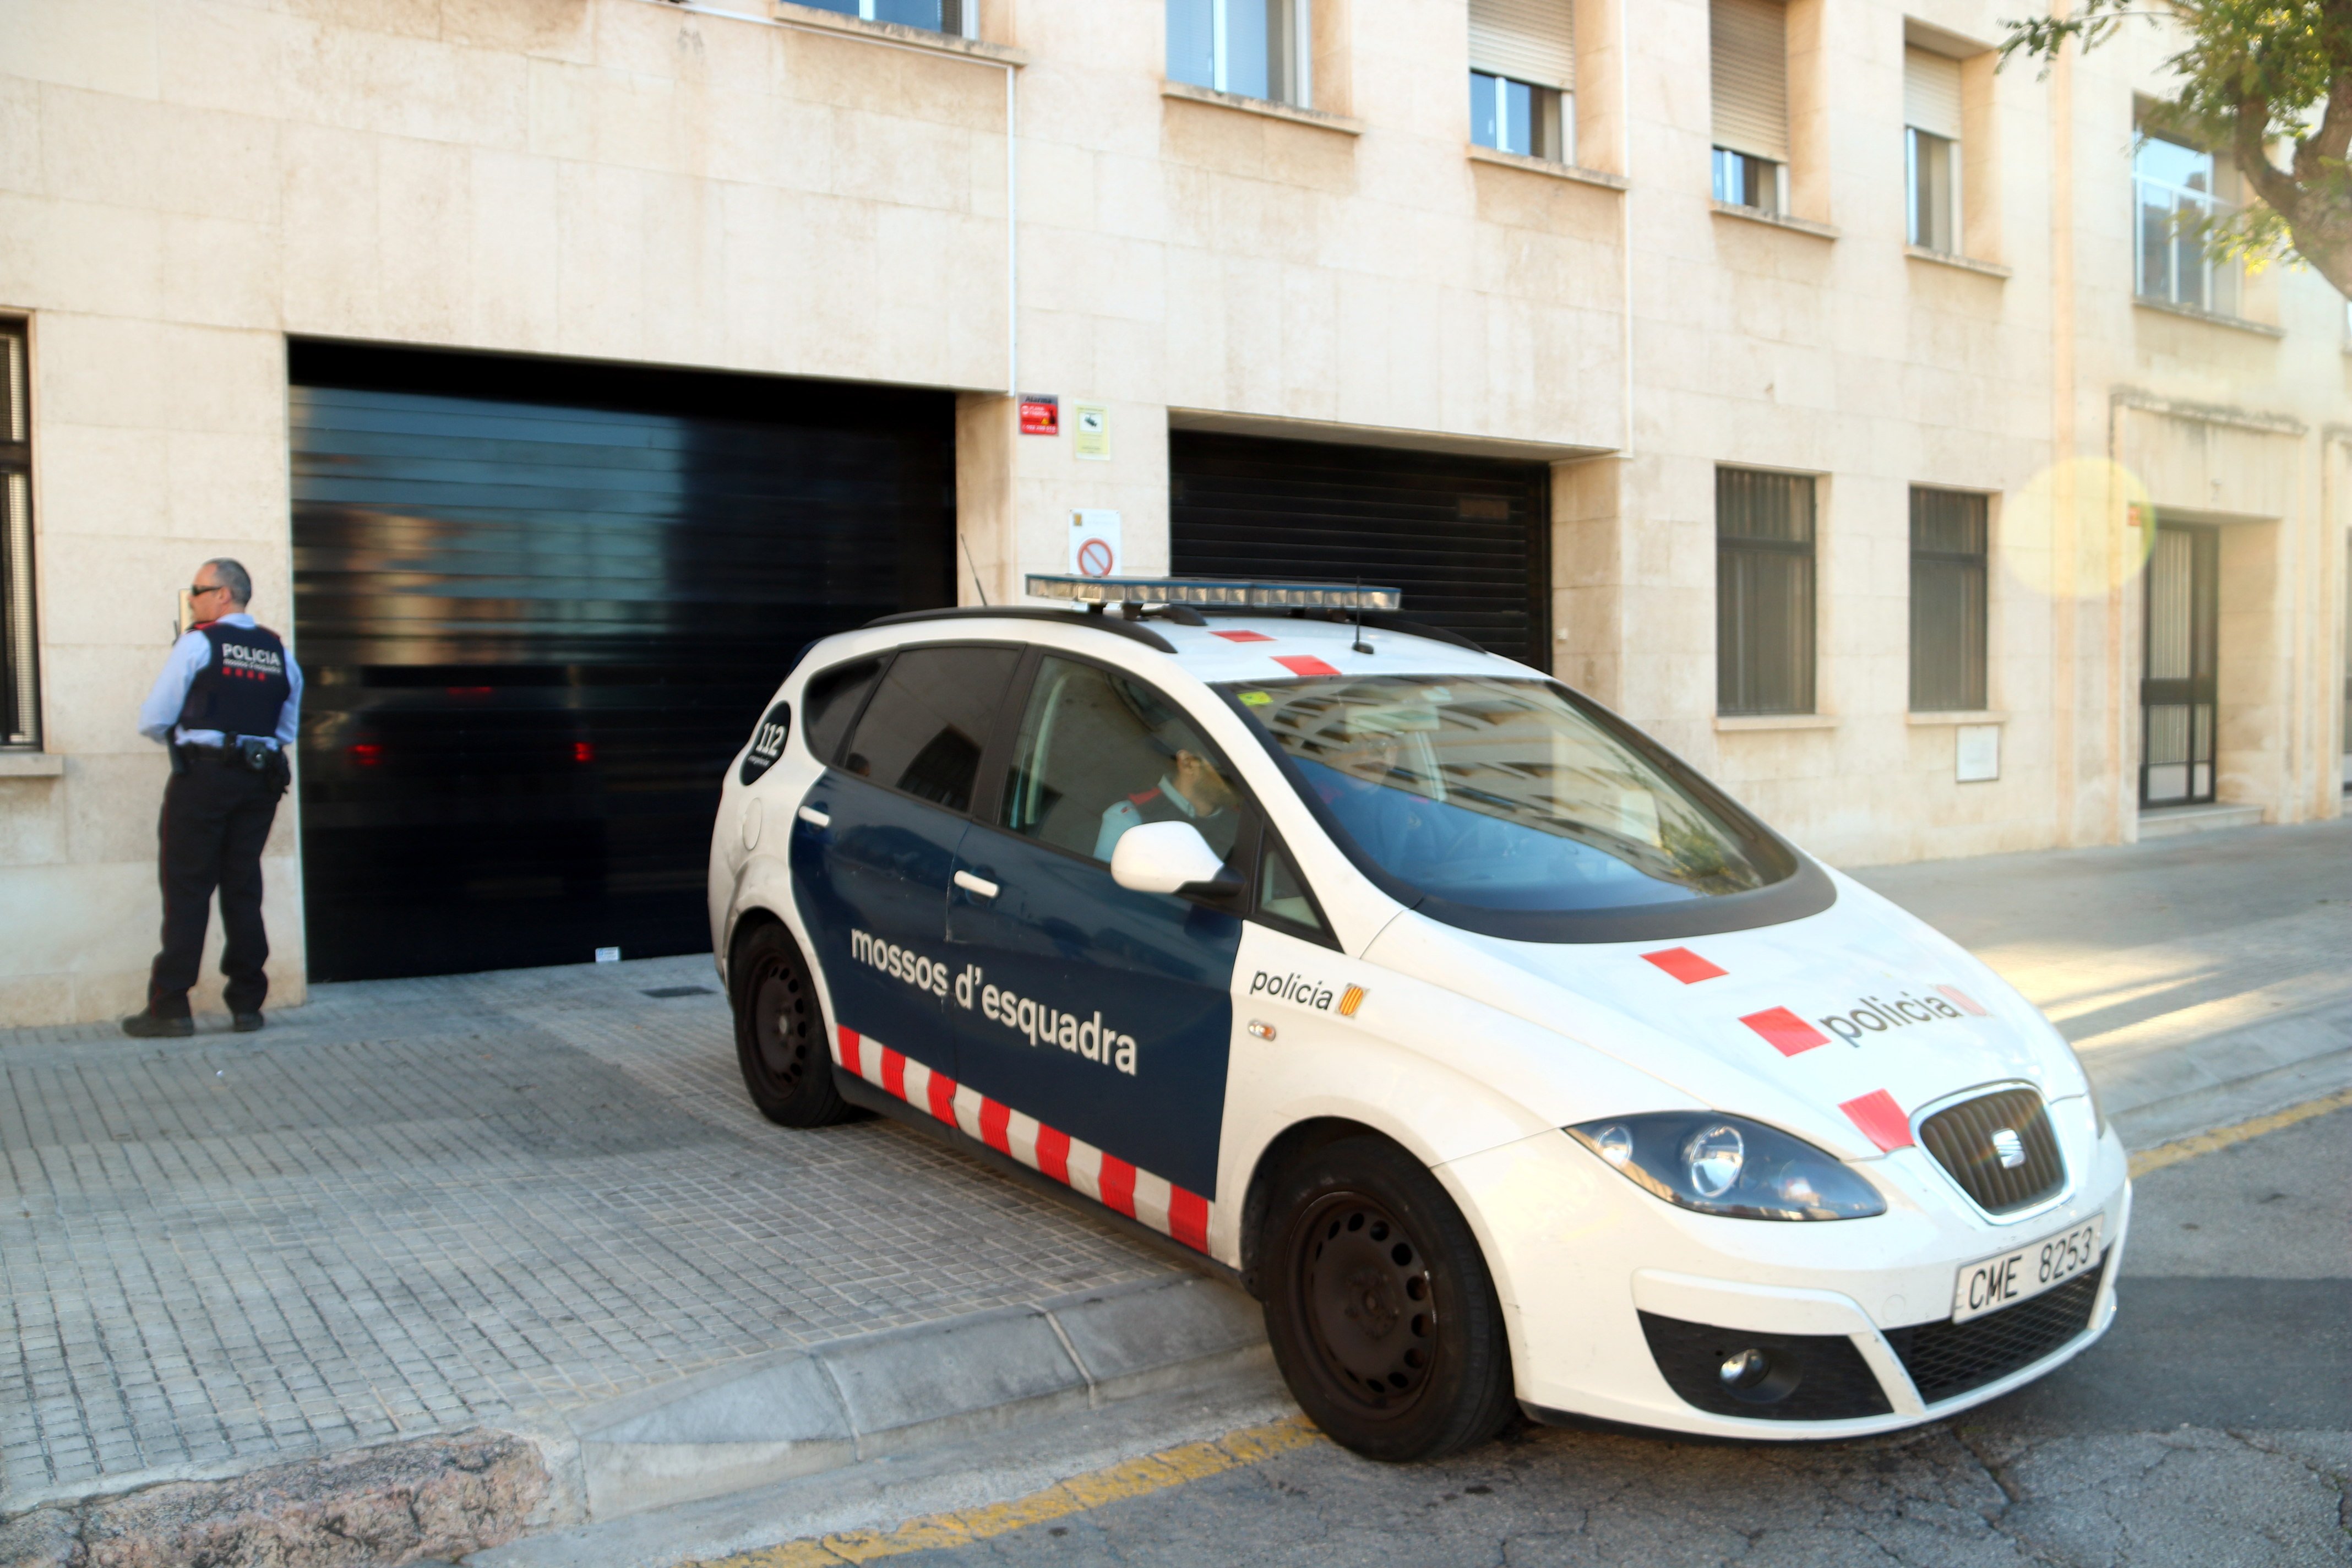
[1168,431,1550,666]
[290,343,954,982]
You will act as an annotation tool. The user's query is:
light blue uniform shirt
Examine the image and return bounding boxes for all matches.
[1093,775,1226,862]
[137,612,303,750]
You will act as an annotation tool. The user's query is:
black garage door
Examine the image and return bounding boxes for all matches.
[1168,431,1550,666]
[290,342,955,982]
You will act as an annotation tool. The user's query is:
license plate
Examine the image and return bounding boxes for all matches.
[1950,1214,2104,1324]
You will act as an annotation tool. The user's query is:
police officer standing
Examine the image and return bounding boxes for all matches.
[122,559,302,1038]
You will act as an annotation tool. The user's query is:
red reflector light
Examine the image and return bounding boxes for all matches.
[573,742,595,763]
[349,744,383,767]
[447,686,493,698]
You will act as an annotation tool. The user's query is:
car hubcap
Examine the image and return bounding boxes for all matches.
[1295,1191,1434,1411]
[754,961,809,1085]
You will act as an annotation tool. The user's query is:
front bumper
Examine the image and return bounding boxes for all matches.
[1441,1101,2133,1439]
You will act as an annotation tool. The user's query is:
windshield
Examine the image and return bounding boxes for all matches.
[1223,674,1795,914]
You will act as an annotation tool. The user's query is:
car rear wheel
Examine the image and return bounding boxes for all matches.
[732,922,851,1128]
[1260,1135,1516,1462]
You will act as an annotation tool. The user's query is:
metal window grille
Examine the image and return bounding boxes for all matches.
[0,321,36,748]
[1716,468,1815,716]
[1909,487,1988,712]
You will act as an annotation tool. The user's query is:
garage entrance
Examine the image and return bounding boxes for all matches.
[1167,431,1551,666]
[290,343,955,982]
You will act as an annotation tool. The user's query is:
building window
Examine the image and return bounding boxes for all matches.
[1168,0,1311,107]
[797,0,976,36]
[2135,129,2240,314]
[1469,0,1574,161]
[1909,487,1988,713]
[1,320,36,748]
[1710,0,1787,214]
[1717,467,1815,716]
[1904,47,1962,253]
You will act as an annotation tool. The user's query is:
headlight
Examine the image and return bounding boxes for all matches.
[1567,1113,1886,1221]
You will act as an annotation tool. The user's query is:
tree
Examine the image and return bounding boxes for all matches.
[2003,0,2352,298]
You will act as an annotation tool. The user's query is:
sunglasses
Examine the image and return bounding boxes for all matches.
[188,583,230,597]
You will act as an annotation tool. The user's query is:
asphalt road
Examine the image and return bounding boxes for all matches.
[755,1106,2352,1568]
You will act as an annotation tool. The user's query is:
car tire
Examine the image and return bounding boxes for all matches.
[1260,1135,1516,1463]
[732,921,852,1128]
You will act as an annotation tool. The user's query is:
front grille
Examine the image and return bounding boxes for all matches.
[1918,1087,2064,1214]
[1886,1252,2108,1403]
[1639,1313,1893,1421]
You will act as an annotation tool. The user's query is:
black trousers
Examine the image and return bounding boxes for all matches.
[148,753,284,1017]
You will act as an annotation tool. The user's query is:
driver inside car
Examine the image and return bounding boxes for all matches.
[1093,744,1242,861]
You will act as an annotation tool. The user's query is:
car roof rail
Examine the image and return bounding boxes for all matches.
[860,604,1178,654]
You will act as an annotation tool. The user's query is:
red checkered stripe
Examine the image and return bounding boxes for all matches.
[1638,946,1991,1155]
[834,1026,1213,1254]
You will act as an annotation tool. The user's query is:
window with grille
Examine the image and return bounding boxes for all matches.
[1469,0,1573,162]
[1710,0,1787,213]
[1168,0,1311,107]
[1717,468,1815,716]
[0,321,35,749]
[1909,487,1988,713]
[1904,47,1962,253]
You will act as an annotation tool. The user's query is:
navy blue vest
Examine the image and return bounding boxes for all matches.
[177,623,291,741]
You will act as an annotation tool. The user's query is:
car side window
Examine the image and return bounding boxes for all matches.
[1000,655,1245,867]
[837,645,1022,814]
[1255,837,1333,941]
[802,656,885,766]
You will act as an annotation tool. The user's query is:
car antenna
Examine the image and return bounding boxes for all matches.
[959,534,990,606]
[1351,576,1373,654]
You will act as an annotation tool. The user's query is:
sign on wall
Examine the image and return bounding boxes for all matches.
[1073,402,1110,460]
[1069,509,1121,577]
[1020,394,1060,435]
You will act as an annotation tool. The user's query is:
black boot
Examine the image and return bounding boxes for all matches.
[231,1011,265,1033]
[122,1011,194,1038]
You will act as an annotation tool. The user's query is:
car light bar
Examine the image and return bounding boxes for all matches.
[1025,574,1403,612]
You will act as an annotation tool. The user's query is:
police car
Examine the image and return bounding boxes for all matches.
[708,575,2127,1461]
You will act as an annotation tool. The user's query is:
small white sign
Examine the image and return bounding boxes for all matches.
[1956,724,2000,783]
[1069,509,1121,578]
[595,946,621,963]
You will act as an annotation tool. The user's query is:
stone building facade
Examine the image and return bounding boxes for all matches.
[0,0,2343,1025]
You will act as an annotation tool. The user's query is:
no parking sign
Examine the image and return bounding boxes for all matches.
[1069,510,1121,578]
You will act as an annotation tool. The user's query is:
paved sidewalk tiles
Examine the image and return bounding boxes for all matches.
[1,957,1177,1506]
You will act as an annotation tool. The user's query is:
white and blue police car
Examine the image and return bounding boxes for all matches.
[709,575,2127,1461]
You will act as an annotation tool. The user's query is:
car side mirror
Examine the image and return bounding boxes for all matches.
[1110,821,1242,897]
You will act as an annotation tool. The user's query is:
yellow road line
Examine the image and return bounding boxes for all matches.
[2127,1086,2352,1179]
[699,1415,1323,1567]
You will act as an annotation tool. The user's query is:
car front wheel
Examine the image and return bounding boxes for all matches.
[731,921,851,1128]
[1260,1134,1516,1462]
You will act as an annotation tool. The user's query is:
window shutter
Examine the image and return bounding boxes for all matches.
[1903,47,1962,139]
[1709,0,1788,162]
[1469,0,1575,92]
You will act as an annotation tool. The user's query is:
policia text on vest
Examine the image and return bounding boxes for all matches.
[123,559,304,1038]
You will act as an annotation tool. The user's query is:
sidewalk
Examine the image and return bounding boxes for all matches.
[0,959,1184,1519]
[1852,817,2352,1144]
[3,818,2345,1549]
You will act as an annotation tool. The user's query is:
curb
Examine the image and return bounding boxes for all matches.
[561,1272,1267,1521]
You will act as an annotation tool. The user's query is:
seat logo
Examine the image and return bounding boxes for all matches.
[1991,1128,2027,1169]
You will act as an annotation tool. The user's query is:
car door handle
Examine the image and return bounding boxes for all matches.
[953,869,1000,899]
[797,805,830,827]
